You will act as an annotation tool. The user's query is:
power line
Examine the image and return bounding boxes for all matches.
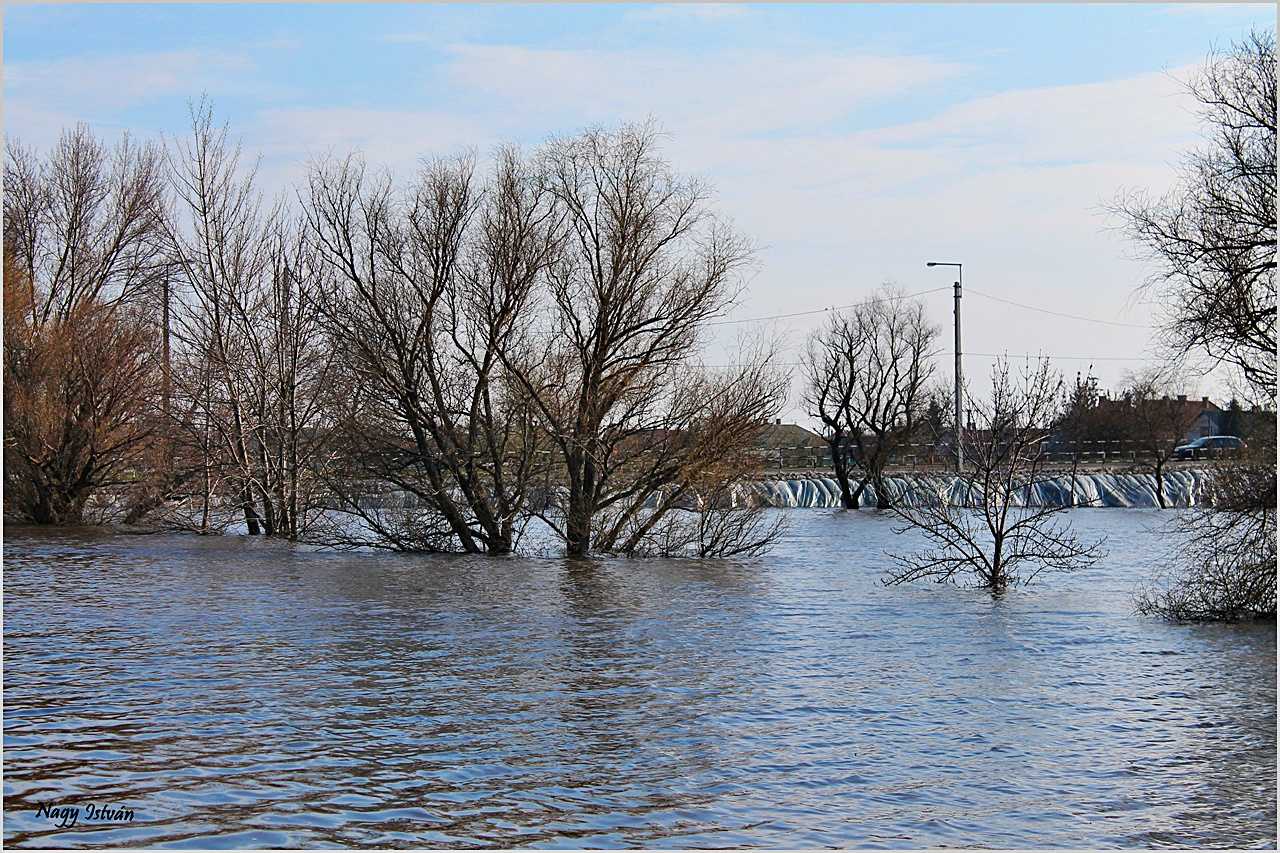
[710,285,1148,330]
[966,352,1143,361]
[708,286,951,326]
[965,287,1148,329]
[699,352,1147,368]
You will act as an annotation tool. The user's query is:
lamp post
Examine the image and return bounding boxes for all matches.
[927,262,963,474]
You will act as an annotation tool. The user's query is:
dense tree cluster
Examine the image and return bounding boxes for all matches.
[3,109,786,557]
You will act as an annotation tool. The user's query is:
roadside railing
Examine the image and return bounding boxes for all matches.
[754,439,1203,472]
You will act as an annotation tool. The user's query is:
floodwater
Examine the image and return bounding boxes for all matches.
[4,510,1275,848]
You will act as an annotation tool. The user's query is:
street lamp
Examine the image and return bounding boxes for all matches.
[927,261,963,474]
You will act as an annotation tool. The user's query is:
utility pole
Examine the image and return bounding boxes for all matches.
[928,262,963,474]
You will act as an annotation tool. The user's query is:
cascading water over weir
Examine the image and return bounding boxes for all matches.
[754,470,1209,509]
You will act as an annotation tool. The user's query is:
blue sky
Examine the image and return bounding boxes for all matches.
[5,3,1274,419]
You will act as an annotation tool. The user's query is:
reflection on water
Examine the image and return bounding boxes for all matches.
[4,511,1275,848]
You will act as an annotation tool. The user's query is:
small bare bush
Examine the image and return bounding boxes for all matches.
[886,358,1106,591]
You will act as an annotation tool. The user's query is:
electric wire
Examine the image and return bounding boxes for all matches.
[703,281,1150,366]
[708,285,951,326]
[699,353,1145,368]
[964,287,1148,329]
[710,284,1148,330]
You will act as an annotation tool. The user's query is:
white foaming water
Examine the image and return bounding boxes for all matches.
[755,470,1209,508]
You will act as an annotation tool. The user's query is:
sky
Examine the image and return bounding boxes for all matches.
[4,3,1274,424]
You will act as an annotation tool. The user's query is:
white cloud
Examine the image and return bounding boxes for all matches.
[433,43,970,138]
[4,49,260,152]
[5,49,256,112]
[866,66,1201,169]
[232,48,1200,393]
[244,106,499,196]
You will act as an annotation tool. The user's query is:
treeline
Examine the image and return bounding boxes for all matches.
[3,107,788,556]
[796,285,1267,513]
[3,30,1271,611]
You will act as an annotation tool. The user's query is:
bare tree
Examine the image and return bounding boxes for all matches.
[4,115,783,560]
[1116,30,1277,620]
[4,124,168,323]
[3,244,160,523]
[160,100,333,538]
[1136,458,1276,620]
[304,146,553,554]
[803,313,858,505]
[886,358,1106,591]
[504,120,776,556]
[3,125,167,524]
[584,341,791,558]
[1113,28,1276,403]
[1117,368,1202,508]
[802,284,939,509]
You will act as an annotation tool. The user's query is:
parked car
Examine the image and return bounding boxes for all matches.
[1171,435,1246,461]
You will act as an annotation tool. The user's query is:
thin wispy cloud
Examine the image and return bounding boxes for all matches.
[434,43,969,136]
[5,49,257,111]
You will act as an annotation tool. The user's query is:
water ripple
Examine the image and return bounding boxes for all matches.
[4,511,1275,848]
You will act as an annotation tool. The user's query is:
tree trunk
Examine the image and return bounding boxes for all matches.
[240,480,262,535]
[830,435,858,509]
[849,477,869,510]
[564,446,593,556]
[870,469,893,510]
[565,495,592,556]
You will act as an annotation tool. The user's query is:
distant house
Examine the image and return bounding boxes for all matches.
[1091,394,1221,443]
[1170,395,1222,441]
[754,420,826,450]
[751,421,828,469]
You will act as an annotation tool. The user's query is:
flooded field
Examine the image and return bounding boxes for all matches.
[4,510,1275,848]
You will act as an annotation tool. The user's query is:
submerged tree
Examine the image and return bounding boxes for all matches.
[3,126,167,524]
[802,284,939,509]
[505,121,785,557]
[3,245,160,524]
[576,339,791,558]
[886,358,1106,591]
[5,114,784,559]
[1136,456,1276,620]
[303,147,552,554]
[162,99,333,538]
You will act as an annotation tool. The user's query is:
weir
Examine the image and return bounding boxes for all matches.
[754,470,1209,509]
